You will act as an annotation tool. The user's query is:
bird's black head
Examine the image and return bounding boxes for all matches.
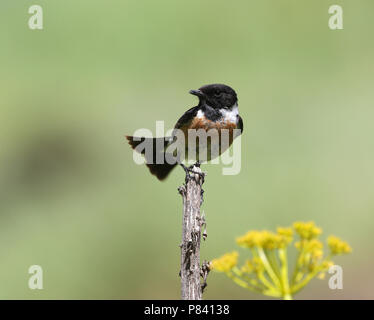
[189,84,237,109]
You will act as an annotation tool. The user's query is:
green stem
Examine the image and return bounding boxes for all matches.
[232,267,264,292]
[257,247,282,289]
[228,268,282,298]
[258,271,279,292]
[278,248,292,299]
[291,242,306,285]
[291,254,334,294]
[291,271,317,294]
[267,249,281,279]
[226,271,262,294]
[283,292,293,300]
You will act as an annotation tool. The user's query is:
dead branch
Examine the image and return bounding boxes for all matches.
[178,164,208,300]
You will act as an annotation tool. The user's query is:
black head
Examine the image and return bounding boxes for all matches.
[189,84,237,109]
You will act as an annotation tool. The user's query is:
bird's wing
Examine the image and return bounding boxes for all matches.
[238,115,243,133]
[173,106,199,130]
[163,106,199,148]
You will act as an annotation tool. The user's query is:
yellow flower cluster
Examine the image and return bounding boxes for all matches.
[277,227,293,239]
[240,258,264,274]
[327,235,352,255]
[211,221,352,300]
[236,228,293,250]
[293,221,322,240]
[295,238,323,260]
[210,251,238,272]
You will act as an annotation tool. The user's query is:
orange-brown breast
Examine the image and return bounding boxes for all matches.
[180,115,237,146]
[175,115,238,161]
[190,116,236,130]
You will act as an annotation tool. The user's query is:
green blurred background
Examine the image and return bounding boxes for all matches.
[1,0,373,299]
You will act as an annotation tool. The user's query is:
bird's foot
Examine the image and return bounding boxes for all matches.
[180,162,205,183]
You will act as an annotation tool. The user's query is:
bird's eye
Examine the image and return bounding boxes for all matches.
[214,90,221,97]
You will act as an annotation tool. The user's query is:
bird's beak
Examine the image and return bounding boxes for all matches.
[189,89,205,99]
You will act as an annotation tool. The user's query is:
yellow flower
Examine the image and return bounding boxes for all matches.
[240,259,254,274]
[236,231,264,248]
[277,227,293,238]
[259,231,281,250]
[317,273,325,279]
[327,236,352,255]
[321,260,334,270]
[210,251,238,272]
[306,239,324,259]
[315,260,334,276]
[293,221,322,240]
[240,258,264,274]
[236,230,290,250]
[214,223,352,300]
[277,227,294,246]
[251,257,265,273]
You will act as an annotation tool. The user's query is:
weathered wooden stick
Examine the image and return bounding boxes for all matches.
[178,165,207,300]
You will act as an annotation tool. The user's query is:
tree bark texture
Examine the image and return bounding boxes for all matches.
[178,165,207,300]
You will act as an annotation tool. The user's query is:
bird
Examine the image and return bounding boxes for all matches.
[126,84,243,180]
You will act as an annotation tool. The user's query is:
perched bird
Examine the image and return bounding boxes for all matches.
[126,84,243,180]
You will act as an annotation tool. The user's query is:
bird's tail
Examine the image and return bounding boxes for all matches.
[126,136,177,181]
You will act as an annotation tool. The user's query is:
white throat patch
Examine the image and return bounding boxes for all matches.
[196,109,205,119]
[220,103,239,123]
[195,103,239,123]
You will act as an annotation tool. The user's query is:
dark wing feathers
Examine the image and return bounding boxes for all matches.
[174,106,199,130]
[238,115,243,133]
